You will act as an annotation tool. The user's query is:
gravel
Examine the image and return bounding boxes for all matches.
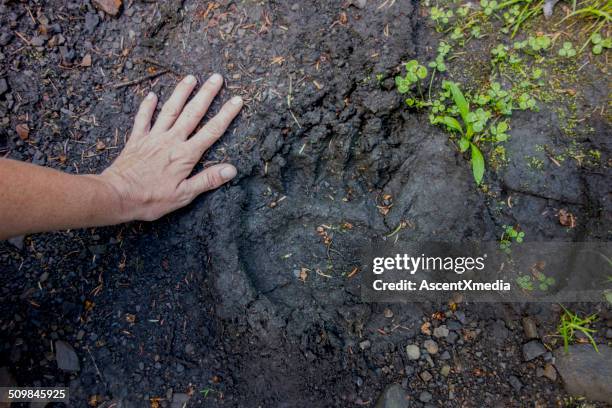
[405,344,420,360]
[522,340,547,361]
[54,340,79,372]
[423,339,438,354]
[433,325,449,338]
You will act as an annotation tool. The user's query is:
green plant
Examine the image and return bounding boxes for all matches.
[534,271,555,290]
[470,25,483,39]
[430,6,454,26]
[431,81,486,184]
[491,44,509,62]
[488,82,513,115]
[590,32,612,54]
[516,275,534,290]
[481,0,499,15]
[558,41,577,57]
[500,224,524,252]
[557,306,598,353]
[451,27,465,41]
[490,121,510,142]
[395,60,427,93]
[531,67,543,80]
[528,34,551,52]
[517,92,537,110]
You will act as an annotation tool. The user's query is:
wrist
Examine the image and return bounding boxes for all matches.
[86,172,134,224]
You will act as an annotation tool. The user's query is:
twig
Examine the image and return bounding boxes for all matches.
[140,57,178,74]
[112,69,169,89]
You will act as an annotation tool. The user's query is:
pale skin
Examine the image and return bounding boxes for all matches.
[0,73,242,240]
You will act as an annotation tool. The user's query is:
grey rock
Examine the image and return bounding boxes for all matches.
[455,311,466,324]
[489,319,509,345]
[523,340,546,361]
[359,340,371,350]
[543,0,559,18]
[554,344,612,403]
[439,350,451,360]
[419,391,433,403]
[85,13,100,34]
[440,365,451,377]
[30,36,46,47]
[55,340,79,372]
[433,325,449,338]
[446,320,461,331]
[405,344,420,360]
[423,339,438,354]
[0,78,8,96]
[0,32,13,46]
[508,375,522,391]
[7,235,24,250]
[446,331,459,344]
[171,393,190,408]
[375,384,408,408]
[522,317,538,339]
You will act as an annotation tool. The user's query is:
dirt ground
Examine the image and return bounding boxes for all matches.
[0,0,610,407]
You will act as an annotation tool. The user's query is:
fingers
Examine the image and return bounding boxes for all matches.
[186,96,243,157]
[172,73,224,138]
[131,92,158,139]
[152,75,198,132]
[180,164,237,198]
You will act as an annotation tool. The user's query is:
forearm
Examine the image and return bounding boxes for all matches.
[0,159,123,239]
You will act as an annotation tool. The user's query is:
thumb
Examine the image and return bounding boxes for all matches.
[182,164,237,197]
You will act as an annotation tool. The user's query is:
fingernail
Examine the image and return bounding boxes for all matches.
[219,165,237,180]
[210,73,223,84]
[146,92,156,100]
[231,96,243,105]
[185,75,197,84]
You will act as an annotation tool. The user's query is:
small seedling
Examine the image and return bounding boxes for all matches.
[430,6,454,26]
[557,306,598,353]
[500,224,524,253]
[531,67,543,80]
[528,34,551,52]
[558,41,577,57]
[395,60,427,93]
[534,271,555,290]
[430,81,487,184]
[451,27,464,41]
[490,121,510,142]
[481,0,498,15]
[516,275,534,291]
[517,92,537,110]
[590,32,612,54]
[491,44,509,62]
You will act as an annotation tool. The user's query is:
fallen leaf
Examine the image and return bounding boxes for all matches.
[81,54,92,67]
[558,209,576,228]
[93,0,122,16]
[16,123,29,140]
[96,140,106,151]
[299,267,308,282]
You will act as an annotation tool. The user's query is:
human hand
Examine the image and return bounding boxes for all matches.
[100,74,242,222]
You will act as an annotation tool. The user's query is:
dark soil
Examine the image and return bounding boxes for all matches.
[0,1,610,407]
